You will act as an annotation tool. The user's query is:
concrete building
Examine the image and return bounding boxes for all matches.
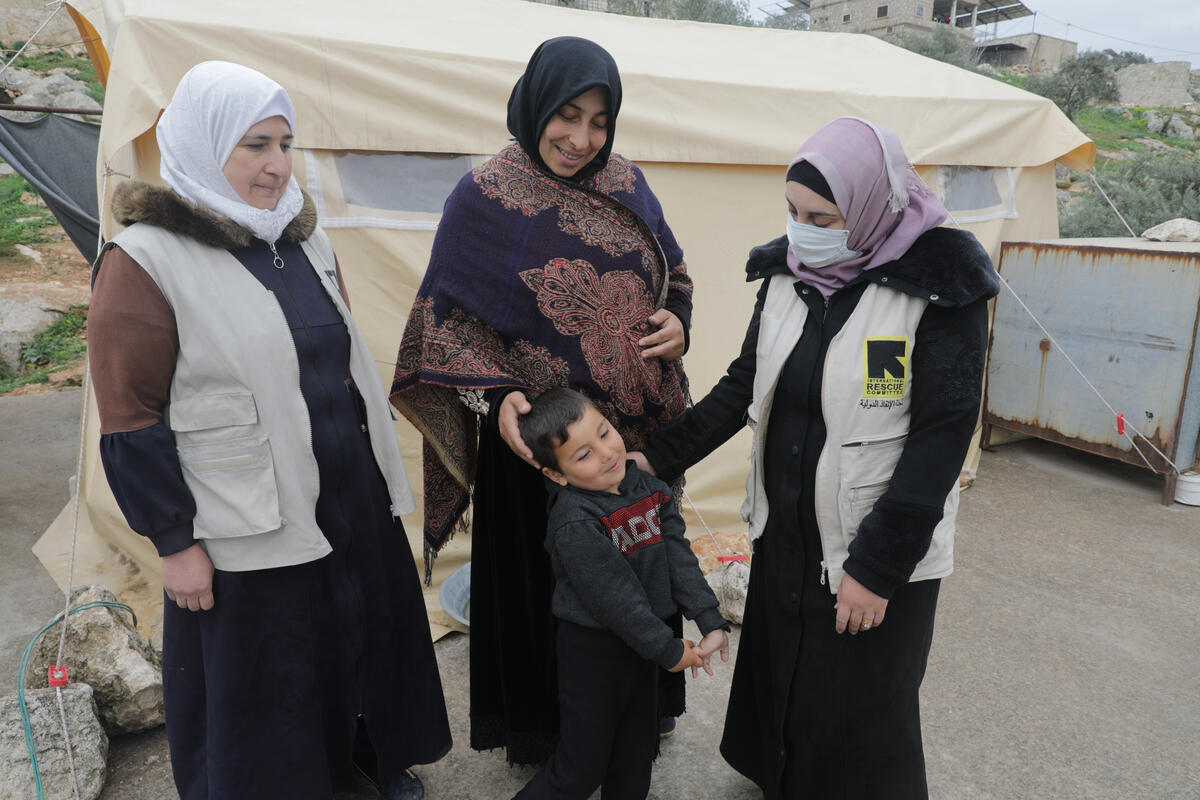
[977,33,1077,73]
[785,0,1032,39]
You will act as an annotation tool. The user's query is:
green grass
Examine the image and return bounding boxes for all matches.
[0,306,88,394]
[0,173,56,256]
[1070,106,1200,155]
[2,42,105,104]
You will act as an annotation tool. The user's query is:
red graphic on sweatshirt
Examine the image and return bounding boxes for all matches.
[601,492,666,556]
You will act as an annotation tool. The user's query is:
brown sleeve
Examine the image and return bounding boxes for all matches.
[90,246,180,434]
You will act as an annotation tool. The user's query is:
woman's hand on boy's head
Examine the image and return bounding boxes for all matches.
[498,391,539,467]
[669,638,704,673]
[692,629,730,678]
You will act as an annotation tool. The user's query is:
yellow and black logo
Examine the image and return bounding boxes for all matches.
[863,338,908,398]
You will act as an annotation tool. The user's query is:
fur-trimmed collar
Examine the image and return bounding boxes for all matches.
[744,227,999,308]
[111,181,317,249]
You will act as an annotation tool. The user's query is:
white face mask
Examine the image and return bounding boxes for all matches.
[785,215,862,269]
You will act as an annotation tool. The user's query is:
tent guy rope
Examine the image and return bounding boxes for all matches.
[0,1,66,82]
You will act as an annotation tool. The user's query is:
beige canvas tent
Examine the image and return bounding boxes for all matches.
[38,0,1093,641]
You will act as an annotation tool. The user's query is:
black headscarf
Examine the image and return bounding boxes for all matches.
[506,36,623,181]
[786,159,836,204]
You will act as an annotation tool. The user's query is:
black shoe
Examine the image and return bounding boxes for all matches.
[658,716,677,738]
[380,769,424,800]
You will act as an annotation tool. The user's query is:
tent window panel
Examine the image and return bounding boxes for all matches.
[333,152,470,214]
[936,166,1017,223]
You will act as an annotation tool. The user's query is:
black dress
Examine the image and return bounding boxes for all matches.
[120,239,450,799]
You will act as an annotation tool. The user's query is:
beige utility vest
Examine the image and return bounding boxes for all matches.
[112,223,415,571]
[743,274,958,594]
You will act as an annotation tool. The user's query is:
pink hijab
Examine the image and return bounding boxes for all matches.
[786,117,947,298]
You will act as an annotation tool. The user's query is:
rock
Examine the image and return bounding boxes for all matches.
[0,297,58,371]
[1144,109,1167,134]
[14,244,42,264]
[974,62,998,77]
[0,73,101,121]
[1142,218,1200,242]
[0,684,108,800]
[1165,115,1196,140]
[689,530,749,572]
[1054,163,1070,187]
[706,559,751,625]
[26,587,164,735]
[0,66,41,95]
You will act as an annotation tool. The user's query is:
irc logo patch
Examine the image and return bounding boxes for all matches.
[863,338,908,398]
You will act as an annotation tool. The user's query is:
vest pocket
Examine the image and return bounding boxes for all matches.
[176,434,283,539]
[837,433,906,538]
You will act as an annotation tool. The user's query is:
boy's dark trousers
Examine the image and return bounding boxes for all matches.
[514,620,659,800]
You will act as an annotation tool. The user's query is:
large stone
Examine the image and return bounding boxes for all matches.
[706,559,751,625]
[1116,61,1194,107]
[0,684,107,800]
[0,66,40,95]
[1142,218,1200,242]
[0,297,58,373]
[1165,115,1196,140]
[26,587,164,735]
[1,72,101,121]
[1143,109,1167,135]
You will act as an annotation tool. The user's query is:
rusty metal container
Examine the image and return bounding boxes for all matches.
[984,238,1200,504]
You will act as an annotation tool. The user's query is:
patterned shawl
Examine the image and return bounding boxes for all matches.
[391,143,692,567]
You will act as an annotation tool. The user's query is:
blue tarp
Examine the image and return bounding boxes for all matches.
[0,113,100,261]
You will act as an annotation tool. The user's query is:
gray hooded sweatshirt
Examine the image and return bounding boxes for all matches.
[545,463,728,669]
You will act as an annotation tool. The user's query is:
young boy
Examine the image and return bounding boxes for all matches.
[513,387,730,800]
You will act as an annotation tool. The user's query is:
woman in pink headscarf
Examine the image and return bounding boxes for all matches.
[634,117,999,798]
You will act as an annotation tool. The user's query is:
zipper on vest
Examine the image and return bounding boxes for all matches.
[268,241,285,270]
[820,561,828,586]
[840,434,902,448]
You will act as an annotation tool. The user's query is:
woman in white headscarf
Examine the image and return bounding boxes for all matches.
[88,61,450,800]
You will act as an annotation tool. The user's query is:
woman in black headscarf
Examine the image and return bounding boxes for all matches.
[392,37,694,764]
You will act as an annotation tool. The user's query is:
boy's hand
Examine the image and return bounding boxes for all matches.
[668,639,703,673]
[692,629,730,677]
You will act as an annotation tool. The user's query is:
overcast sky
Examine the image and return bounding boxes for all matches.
[754,0,1200,68]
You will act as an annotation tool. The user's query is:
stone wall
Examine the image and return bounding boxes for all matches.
[1,1,80,48]
[1115,61,1194,108]
[978,34,1077,74]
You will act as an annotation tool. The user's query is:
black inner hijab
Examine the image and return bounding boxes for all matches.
[506,36,623,182]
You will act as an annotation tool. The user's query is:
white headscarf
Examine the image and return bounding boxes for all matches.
[157,61,305,244]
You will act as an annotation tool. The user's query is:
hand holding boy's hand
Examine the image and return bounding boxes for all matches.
[668,639,703,673]
[691,629,730,677]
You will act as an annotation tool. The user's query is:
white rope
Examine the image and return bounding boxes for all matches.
[0,1,65,82]
[914,170,1181,477]
[54,686,82,800]
[47,162,113,800]
[1086,170,1138,238]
